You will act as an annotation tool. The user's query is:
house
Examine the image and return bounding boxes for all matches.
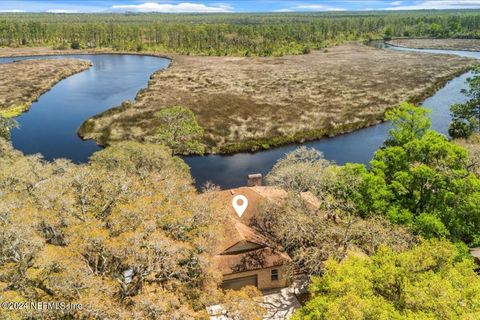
[214,219,291,290]
[212,174,320,291]
[216,185,321,227]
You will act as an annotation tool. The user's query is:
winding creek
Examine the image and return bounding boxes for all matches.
[1,45,477,189]
[1,54,170,162]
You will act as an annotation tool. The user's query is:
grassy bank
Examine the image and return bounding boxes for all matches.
[78,43,477,154]
[388,38,480,51]
[0,58,92,118]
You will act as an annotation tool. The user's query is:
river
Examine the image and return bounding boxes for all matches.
[1,54,170,162]
[1,46,477,189]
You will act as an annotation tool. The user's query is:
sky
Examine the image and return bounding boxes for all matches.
[1,0,480,13]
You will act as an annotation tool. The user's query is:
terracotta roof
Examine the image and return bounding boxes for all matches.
[211,186,319,276]
[215,223,291,275]
[217,187,280,224]
[221,220,272,253]
[215,186,320,225]
[214,247,291,275]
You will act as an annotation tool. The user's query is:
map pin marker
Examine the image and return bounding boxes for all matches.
[232,195,248,217]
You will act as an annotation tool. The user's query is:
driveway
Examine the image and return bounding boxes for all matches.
[262,286,302,319]
[208,277,309,320]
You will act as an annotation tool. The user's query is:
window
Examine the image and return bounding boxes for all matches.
[271,269,279,281]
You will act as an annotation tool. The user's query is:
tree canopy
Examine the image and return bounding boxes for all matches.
[370,103,480,245]
[2,11,480,56]
[293,239,480,320]
[151,105,205,155]
[262,147,415,275]
[267,103,480,246]
[260,102,480,318]
[385,102,432,146]
[1,96,479,318]
[0,115,18,140]
[0,140,228,319]
[449,67,480,138]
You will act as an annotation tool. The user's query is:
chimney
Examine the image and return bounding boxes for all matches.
[247,173,262,187]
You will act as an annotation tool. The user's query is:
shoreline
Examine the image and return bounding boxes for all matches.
[0,47,174,60]
[386,38,480,52]
[78,50,476,156]
[0,59,93,118]
[1,44,476,157]
[0,47,173,119]
[201,42,477,155]
[196,65,473,155]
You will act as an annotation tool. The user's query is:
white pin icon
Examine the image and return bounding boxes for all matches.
[232,195,248,217]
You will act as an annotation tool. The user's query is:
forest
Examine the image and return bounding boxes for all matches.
[2,10,480,55]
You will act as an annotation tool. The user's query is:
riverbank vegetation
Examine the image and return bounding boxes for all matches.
[389,38,480,51]
[264,103,480,247]
[258,103,480,318]
[2,11,480,56]
[147,105,205,155]
[449,66,480,138]
[0,116,17,140]
[1,100,480,318]
[0,59,92,117]
[78,43,476,154]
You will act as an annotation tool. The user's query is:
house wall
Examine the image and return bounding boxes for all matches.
[222,265,288,291]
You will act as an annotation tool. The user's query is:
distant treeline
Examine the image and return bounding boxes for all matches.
[1,11,480,56]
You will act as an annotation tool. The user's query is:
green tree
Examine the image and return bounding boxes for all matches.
[449,68,480,138]
[385,102,431,146]
[0,11,479,57]
[448,118,474,138]
[371,103,480,245]
[0,116,18,140]
[255,187,415,276]
[293,239,480,320]
[266,104,480,245]
[152,106,205,155]
[429,23,443,37]
[383,26,394,40]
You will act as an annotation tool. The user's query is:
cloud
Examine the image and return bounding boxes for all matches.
[275,3,346,12]
[390,1,403,5]
[47,9,79,13]
[387,0,480,10]
[111,2,233,13]
[0,9,25,12]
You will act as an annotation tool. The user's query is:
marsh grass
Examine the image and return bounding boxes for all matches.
[78,43,477,154]
[389,38,480,52]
